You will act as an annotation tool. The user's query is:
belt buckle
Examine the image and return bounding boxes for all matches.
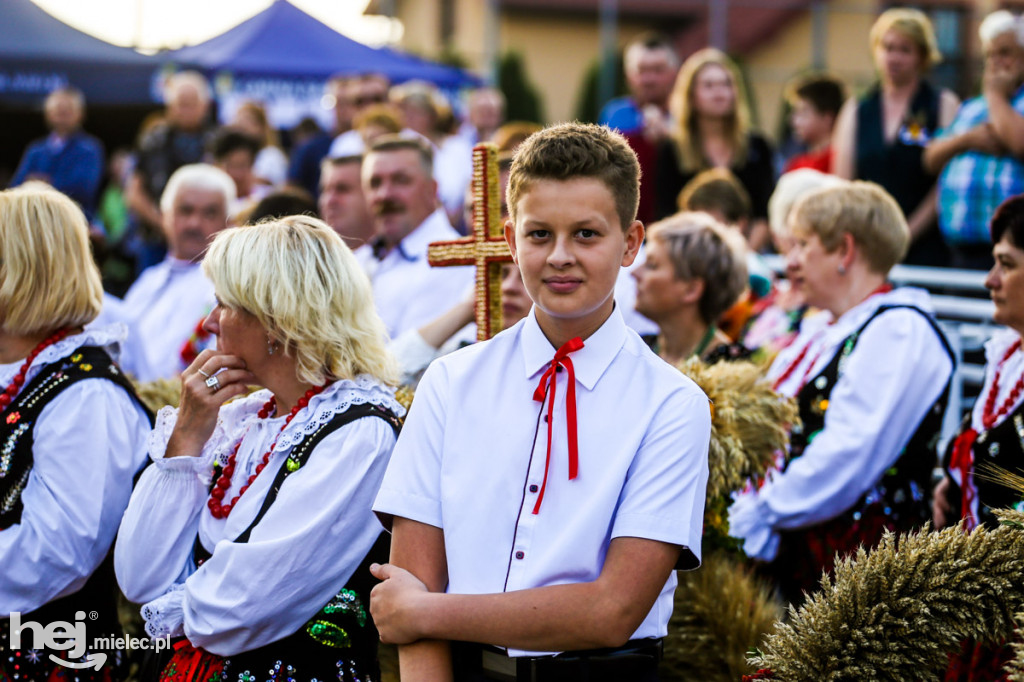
[480,648,518,681]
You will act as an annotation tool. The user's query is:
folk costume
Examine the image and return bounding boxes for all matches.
[115,377,404,682]
[729,287,954,605]
[939,328,1024,682]
[374,307,710,678]
[946,328,1024,530]
[0,326,152,681]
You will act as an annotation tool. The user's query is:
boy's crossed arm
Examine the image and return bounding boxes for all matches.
[386,517,454,681]
[371,528,681,654]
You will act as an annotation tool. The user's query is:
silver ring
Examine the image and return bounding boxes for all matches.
[197,369,211,379]
[205,375,221,392]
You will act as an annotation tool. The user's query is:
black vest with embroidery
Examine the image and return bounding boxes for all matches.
[788,305,953,525]
[945,402,1024,529]
[182,402,403,682]
[0,346,152,681]
[768,305,954,606]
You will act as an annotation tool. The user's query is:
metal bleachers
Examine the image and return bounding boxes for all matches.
[761,256,998,448]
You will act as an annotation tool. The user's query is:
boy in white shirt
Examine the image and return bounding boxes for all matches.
[371,122,710,682]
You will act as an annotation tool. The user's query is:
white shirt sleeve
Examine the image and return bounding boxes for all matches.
[612,388,710,568]
[730,309,952,559]
[143,417,396,656]
[389,329,444,386]
[373,362,448,530]
[114,406,220,604]
[0,380,150,615]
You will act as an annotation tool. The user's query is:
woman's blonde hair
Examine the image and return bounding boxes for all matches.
[869,8,942,73]
[0,185,103,335]
[669,48,753,174]
[202,215,398,386]
[646,211,748,325]
[790,181,909,274]
[767,169,847,239]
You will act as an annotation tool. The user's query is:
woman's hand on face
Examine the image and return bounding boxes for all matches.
[165,349,257,458]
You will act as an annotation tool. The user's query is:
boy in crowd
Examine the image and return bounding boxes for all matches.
[371,122,710,682]
[784,73,846,173]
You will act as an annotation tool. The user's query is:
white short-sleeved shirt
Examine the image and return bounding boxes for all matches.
[358,208,474,339]
[374,307,710,656]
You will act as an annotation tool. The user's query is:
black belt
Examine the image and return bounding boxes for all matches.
[452,638,663,682]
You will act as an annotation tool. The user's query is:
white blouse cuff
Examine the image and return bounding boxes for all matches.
[141,583,187,639]
[728,493,781,562]
[148,406,221,475]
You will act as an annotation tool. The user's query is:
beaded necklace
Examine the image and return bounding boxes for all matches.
[948,337,1024,531]
[981,338,1024,430]
[771,283,893,394]
[207,383,329,519]
[0,329,71,413]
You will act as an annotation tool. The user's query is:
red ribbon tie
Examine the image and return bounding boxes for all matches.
[531,336,584,514]
[949,428,979,531]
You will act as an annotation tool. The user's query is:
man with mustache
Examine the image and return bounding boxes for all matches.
[361,136,473,338]
[119,164,235,381]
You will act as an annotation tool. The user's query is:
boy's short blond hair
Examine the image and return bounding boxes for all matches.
[0,186,103,335]
[507,122,640,231]
[790,181,909,274]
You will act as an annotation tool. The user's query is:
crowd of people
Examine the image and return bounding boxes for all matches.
[4,5,1024,682]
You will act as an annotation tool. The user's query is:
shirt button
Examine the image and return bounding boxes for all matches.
[529,484,538,493]
[543,415,549,423]
[515,551,525,560]
[556,365,564,373]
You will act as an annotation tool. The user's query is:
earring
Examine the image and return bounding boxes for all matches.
[267,336,276,356]
[838,264,847,275]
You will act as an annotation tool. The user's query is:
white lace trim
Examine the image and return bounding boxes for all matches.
[273,375,405,451]
[0,324,127,387]
[141,582,186,639]
[148,375,405,468]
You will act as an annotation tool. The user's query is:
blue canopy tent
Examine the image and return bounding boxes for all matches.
[163,0,480,127]
[0,0,160,106]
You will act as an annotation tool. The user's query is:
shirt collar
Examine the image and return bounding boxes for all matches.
[394,208,452,261]
[520,305,627,391]
[165,256,200,274]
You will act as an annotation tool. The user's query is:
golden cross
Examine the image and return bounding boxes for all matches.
[427,142,513,341]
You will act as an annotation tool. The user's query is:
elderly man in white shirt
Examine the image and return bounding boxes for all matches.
[360,135,473,339]
[119,164,235,381]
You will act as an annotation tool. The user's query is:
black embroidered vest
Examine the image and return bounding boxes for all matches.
[945,401,1024,529]
[0,346,152,681]
[183,402,403,682]
[788,305,953,525]
[768,305,954,606]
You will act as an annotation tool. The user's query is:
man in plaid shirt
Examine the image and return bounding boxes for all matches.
[925,10,1024,270]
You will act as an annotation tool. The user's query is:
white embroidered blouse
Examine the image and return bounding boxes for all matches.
[114,376,404,657]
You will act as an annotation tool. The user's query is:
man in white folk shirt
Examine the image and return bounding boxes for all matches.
[120,164,235,381]
[360,135,473,339]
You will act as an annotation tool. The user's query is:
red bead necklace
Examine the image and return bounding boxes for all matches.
[982,338,1024,430]
[207,383,329,519]
[770,282,894,394]
[0,329,71,413]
